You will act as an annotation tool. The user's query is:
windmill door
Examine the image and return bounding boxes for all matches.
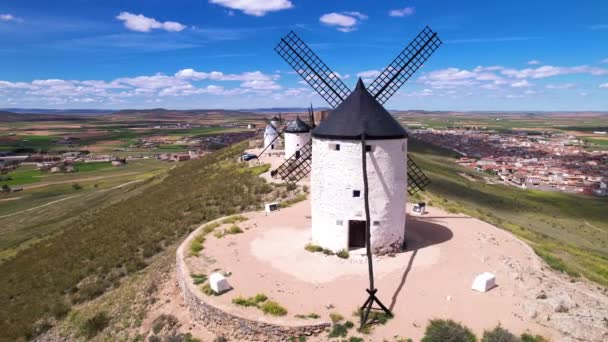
[348,220,366,248]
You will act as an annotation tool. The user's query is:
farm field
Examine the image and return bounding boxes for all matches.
[408,138,608,286]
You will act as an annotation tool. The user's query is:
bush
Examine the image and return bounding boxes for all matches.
[328,323,349,338]
[520,334,548,342]
[221,215,248,224]
[305,244,324,253]
[232,293,268,307]
[337,250,349,259]
[201,283,217,296]
[482,326,520,342]
[189,239,204,255]
[151,314,178,334]
[295,313,320,319]
[260,300,287,316]
[349,337,364,342]
[190,274,207,285]
[227,225,243,234]
[329,312,344,323]
[79,311,110,338]
[72,183,83,190]
[422,319,477,342]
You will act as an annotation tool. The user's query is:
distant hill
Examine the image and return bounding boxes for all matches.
[244,107,330,113]
[0,111,89,122]
[0,108,115,115]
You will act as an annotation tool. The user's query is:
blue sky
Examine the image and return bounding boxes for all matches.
[0,0,607,110]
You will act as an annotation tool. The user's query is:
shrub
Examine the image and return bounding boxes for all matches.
[189,240,203,255]
[213,230,225,238]
[305,244,324,253]
[295,313,320,319]
[520,334,548,342]
[232,293,268,307]
[422,319,477,342]
[329,312,344,323]
[201,283,217,296]
[79,311,110,338]
[72,183,82,190]
[151,314,178,334]
[349,337,364,342]
[183,333,202,342]
[337,250,349,259]
[213,336,228,342]
[328,323,348,338]
[482,326,520,342]
[227,225,243,234]
[260,300,287,316]
[221,215,248,224]
[190,274,207,285]
[202,222,221,235]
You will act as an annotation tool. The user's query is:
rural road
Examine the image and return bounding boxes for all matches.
[0,179,144,219]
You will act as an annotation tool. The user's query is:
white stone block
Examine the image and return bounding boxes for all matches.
[265,202,279,213]
[472,272,496,292]
[209,272,231,294]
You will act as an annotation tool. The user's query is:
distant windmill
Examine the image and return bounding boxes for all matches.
[273,27,442,327]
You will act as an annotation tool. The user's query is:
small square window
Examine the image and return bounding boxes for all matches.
[329,143,340,151]
[336,220,343,225]
[352,190,361,197]
[373,221,380,226]
[365,145,373,152]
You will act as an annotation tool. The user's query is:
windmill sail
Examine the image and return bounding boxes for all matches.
[407,156,431,195]
[275,31,351,108]
[368,26,442,105]
[274,139,312,184]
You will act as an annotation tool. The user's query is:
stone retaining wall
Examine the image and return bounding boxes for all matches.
[176,222,331,341]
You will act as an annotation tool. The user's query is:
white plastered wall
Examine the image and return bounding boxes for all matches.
[284,132,311,159]
[310,137,408,253]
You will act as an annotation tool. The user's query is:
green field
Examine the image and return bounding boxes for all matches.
[409,139,608,286]
[0,142,297,341]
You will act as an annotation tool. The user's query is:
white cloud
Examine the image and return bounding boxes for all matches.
[319,12,367,32]
[209,0,293,16]
[546,83,575,89]
[357,70,381,78]
[527,60,541,65]
[600,83,608,89]
[389,7,415,17]
[501,65,608,79]
[590,24,608,30]
[0,13,22,22]
[510,80,532,88]
[116,12,186,32]
[601,58,608,64]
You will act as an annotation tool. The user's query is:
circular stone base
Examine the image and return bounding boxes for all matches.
[178,199,562,341]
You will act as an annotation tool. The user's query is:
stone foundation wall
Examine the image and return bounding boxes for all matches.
[176,227,330,341]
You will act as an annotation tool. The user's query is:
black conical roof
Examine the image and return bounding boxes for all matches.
[285,116,311,133]
[270,116,280,121]
[312,79,408,140]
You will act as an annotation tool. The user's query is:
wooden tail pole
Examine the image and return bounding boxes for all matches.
[360,135,392,329]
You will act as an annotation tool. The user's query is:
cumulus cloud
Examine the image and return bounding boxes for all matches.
[116,12,186,32]
[546,83,575,89]
[320,12,367,32]
[501,65,608,79]
[510,80,532,88]
[601,58,608,64]
[527,60,541,65]
[357,70,381,78]
[209,0,293,16]
[0,13,23,22]
[389,7,415,17]
[0,68,290,106]
[600,83,608,89]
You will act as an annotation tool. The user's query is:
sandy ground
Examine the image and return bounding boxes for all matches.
[176,197,608,341]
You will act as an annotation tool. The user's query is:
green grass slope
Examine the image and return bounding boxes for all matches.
[409,139,608,286]
[0,142,273,341]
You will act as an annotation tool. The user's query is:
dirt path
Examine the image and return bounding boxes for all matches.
[22,172,140,190]
[0,195,81,219]
[0,180,144,219]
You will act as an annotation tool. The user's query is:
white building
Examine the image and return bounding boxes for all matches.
[263,124,279,150]
[270,116,280,129]
[310,79,408,254]
[284,116,312,160]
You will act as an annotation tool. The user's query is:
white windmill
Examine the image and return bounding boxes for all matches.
[273,27,442,327]
[283,116,312,160]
